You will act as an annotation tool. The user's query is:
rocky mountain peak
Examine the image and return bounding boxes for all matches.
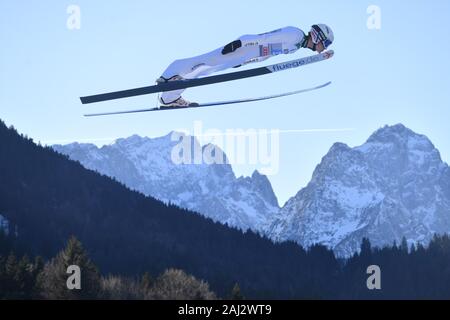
[269,124,450,257]
[53,133,279,232]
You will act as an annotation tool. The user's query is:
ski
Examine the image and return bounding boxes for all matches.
[80,50,334,104]
[84,81,331,117]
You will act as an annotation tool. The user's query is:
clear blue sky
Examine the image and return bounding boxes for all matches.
[1,1,450,205]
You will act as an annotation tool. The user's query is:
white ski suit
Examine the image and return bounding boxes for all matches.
[160,26,305,104]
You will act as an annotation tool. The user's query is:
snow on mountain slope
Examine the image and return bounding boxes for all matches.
[53,132,279,232]
[268,124,450,256]
[54,124,450,257]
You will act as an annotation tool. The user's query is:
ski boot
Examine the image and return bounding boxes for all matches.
[159,96,199,109]
[155,75,184,85]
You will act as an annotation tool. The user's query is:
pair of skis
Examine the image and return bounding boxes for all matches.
[81,50,334,117]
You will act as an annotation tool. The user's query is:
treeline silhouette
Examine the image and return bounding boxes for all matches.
[1,119,450,299]
[0,234,217,299]
[3,231,450,299]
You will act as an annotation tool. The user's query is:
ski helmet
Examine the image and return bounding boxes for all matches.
[310,24,334,49]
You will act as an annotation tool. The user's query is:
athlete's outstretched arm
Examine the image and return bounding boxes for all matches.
[239,26,304,47]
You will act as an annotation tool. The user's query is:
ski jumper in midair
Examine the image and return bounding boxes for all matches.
[157,25,334,107]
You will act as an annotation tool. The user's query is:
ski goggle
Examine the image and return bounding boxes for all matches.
[322,39,332,49]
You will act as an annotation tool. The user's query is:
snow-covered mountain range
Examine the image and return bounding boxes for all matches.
[53,133,279,232]
[268,124,450,256]
[54,124,450,256]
